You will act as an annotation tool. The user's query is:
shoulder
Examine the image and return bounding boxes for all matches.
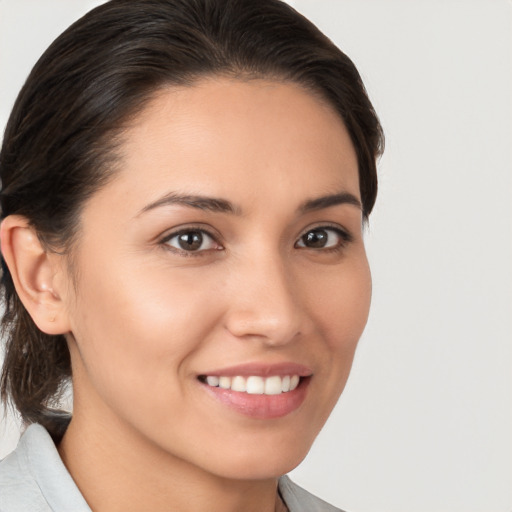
[0,424,50,511]
[0,424,90,512]
[279,475,347,512]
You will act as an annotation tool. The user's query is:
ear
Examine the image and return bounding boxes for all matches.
[0,215,72,335]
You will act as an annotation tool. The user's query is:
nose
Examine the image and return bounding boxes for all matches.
[223,254,304,346]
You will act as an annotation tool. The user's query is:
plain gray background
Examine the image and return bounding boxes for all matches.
[1,1,511,511]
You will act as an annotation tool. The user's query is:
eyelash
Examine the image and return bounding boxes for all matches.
[159,224,353,257]
[160,226,222,257]
[295,224,353,252]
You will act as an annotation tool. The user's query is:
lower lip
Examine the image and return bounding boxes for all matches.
[200,378,310,419]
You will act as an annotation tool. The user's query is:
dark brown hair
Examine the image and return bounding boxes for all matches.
[0,0,383,434]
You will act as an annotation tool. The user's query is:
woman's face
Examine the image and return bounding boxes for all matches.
[61,78,371,480]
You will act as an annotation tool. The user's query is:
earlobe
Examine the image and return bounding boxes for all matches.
[0,215,71,335]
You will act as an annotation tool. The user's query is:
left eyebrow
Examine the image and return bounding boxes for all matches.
[298,192,362,213]
[137,192,241,217]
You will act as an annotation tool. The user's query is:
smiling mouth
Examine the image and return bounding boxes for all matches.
[198,374,302,395]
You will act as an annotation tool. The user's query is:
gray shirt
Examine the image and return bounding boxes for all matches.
[0,424,343,511]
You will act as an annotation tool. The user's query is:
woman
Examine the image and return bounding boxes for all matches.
[0,0,383,511]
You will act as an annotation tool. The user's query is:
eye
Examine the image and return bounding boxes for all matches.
[295,226,351,250]
[163,229,220,253]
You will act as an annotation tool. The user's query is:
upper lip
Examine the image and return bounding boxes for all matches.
[198,362,313,378]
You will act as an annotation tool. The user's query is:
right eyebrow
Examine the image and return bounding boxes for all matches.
[298,191,362,214]
[136,192,242,217]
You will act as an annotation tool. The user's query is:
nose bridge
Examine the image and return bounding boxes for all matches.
[224,248,303,345]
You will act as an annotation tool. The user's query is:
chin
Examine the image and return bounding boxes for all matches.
[199,435,314,481]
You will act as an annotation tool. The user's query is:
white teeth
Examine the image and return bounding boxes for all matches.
[231,376,247,392]
[246,376,265,394]
[290,375,300,391]
[206,376,219,387]
[204,374,302,395]
[264,376,282,395]
[219,376,231,389]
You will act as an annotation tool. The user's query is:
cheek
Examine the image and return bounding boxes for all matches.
[67,257,222,406]
[311,253,371,391]
[312,254,372,352]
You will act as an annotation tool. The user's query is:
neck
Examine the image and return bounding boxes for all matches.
[58,411,282,512]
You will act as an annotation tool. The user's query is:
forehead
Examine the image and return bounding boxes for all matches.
[94,78,360,214]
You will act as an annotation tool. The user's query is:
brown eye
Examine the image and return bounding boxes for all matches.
[295,227,350,250]
[165,229,218,252]
[178,231,203,251]
[301,229,329,248]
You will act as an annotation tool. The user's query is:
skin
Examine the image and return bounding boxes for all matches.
[2,78,371,512]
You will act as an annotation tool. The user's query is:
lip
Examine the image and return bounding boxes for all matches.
[198,362,313,378]
[197,362,312,419]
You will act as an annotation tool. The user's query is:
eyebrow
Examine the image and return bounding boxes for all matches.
[298,192,362,213]
[138,192,241,216]
[138,190,361,217]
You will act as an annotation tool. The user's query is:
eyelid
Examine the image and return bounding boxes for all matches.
[159,225,223,255]
[295,223,353,248]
